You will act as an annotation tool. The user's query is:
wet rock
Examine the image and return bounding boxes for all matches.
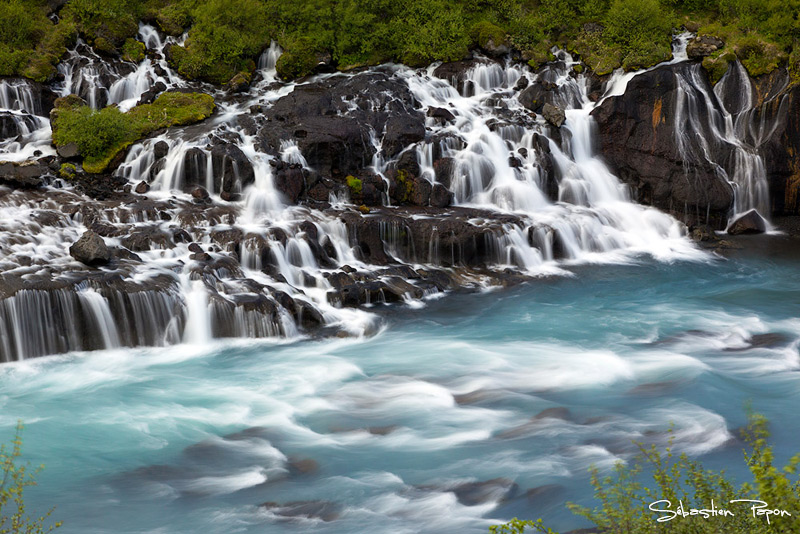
[433,58,495,96]
[134,181,150,194]
[121,226,175,252]
[288,458,318,475]
[153,140,169,159]
[433,157,455,188]
[136,81,167,106]
[430,183,453,208]
[188,243,203,254]
[519,81,556,113]
[451,478,519,506]
[514,76,529,91]
[427,106,455,123]
[686,35,724,59]
[56,142,80,159]
[592,64,735,228]
[69,230,110,266]
[542,103,566,128]
[273,163,305,204]
[257,72,424,177]
[210,142,255,194]
[191,186,210,202]
[0,161,48,188]
[727,209,767,235]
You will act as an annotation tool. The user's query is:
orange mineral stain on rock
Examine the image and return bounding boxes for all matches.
[652,98,663,129]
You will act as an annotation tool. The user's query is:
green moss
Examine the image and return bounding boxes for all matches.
[702,49,736,84]
[0,0,75,81]
[122,38,145,63]
[59,163,77,180]
[735,33,785,78]
[52,91,215,174]
[470,20,506,49]
[524,40,557,71]
[346,175,362,196]
[571,30,623,75]
[276,40,319,80]
[62,0,140,54]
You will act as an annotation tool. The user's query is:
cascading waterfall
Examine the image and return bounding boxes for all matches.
[5,31,781,363]
[673,60,773,221]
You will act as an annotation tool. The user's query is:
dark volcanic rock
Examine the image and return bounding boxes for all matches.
[727,209,767,235]
[0,161,48,188]
[256,72,424,178]
[433,58,494,96]
[69,230,111,266]
[592,64,735,228]
[519,81,556,113]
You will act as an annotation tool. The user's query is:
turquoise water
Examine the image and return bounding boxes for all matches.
[2,249,800,533]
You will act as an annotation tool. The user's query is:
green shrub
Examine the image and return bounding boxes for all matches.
[603,0,675,69]
[471,20,506,48]
[169,0,270,84]
[52,91,215,173]
[346,175,362,195]
[276,39,319,80]
[62,0,140,53]
[0,422,62,533]
[491,413,800,534]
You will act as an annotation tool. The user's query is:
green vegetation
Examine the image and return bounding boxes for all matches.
[1,0,799,83]
[346,175,363,196]
[0,422,62,533]
[491,413,800,534]
[52,91,215,173]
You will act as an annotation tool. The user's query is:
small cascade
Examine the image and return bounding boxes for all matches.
[256,41,282,84]
[0,79,39,114]
[0,79,55,161]
[673,60,772,221]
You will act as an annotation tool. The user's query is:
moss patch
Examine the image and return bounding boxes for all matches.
[52,91,215,174]
[346,175,362,196]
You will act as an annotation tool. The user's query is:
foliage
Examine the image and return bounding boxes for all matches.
[52,91,215,173]
[121,38,145,63]
[0,422,62,533]
[4,0,800,82]
[168,0,270,84]
[603,0,675,69]
[0,0,75,81]
[346,175,363,196]
[491,413,800,534]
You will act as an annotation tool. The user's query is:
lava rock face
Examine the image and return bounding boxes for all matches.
[592,64,734,228]
[256,71,425,183]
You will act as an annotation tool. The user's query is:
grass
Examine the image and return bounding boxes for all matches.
[52,91,215,174]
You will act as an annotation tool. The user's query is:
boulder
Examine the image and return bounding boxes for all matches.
[0,160,48,188]
[519,82,556,113]
[727,209,767,235]
[69,230,111,266]
[541,103,566,128]
[56,142,80,159]
[153,140,169,159]
[686,35,724,59]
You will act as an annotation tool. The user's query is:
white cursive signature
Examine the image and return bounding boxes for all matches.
[648,499,792,524]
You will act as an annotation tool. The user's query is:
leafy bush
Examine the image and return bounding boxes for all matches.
[52,91,215,173]
[491,413,800,534]
[169,0,270,83]
[62,0,140,52]
[0,422,62,533]
[603,0,675,69]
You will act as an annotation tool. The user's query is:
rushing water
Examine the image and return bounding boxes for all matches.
[2,249,799,533]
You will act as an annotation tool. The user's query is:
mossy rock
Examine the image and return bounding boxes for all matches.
[471,20,506,49]
[93,36,116,56]
[52,91,215,174]
[59,163,77,180]
[571,31,622,76]
[276,43,318,80]
[702,49,736,84]
[621,41,672,71]
[122,38,145,63]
